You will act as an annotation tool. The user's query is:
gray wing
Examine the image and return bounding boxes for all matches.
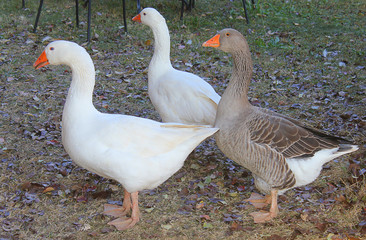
[250,108,344,159]
[246,108,349,190]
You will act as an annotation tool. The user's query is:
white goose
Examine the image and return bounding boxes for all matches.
[132,8,220,126]
[33,40,218,230]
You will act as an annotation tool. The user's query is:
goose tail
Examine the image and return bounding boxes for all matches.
[338,144,359,154]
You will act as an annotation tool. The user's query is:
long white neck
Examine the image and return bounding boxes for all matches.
[63,56,97,121]
[149,20,173,73]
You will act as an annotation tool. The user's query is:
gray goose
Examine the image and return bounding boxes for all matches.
[202,28,359,223]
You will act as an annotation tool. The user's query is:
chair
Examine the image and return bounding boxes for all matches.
[32,0,188,42]
[242,0,256,24]
[33,0,92,42]
[180,0,195,20]
[31,0,255,43]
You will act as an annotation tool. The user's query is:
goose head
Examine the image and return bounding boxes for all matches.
[132,8,166,27]
[33,40,89,69]
[202,28,249,54]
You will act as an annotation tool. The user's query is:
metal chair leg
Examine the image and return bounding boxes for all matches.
[137,0,141,13]
[180,0,195,20]
[87,0,91,43]
[33,0,44,33]
[75,0,79,27]
[180,0,185,20]
[241,0,249,24]
[122,0,127,32]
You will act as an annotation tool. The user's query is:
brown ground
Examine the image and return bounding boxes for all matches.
[1,0,365,239]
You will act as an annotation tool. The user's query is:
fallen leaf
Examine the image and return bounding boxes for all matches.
[196,201,204,209]
[145,39,151,46]
[88,231,99,237]
[300,212,308,221]
[190,163,200,170]
[200,214,210,221]
[20,182,45,193]
[289,228,303,240]
[144,207,154,213]
[161,224,172,230]
[91,190,112,199]
[237,185,246,192]
[230,221,243,231]
[266,234,286,240]
[334,195,346,203]
[80,223,91,231]
[42,187,55,194]
[316,222,328,232]
[203,222,213,229]
[228,192,238,197]
[178,187,189,196]
[100,227,113,233]
[346,235,361,240]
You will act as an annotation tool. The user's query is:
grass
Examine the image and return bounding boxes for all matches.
[0,0,365,239]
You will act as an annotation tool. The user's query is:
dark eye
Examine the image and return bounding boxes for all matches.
[50,47,54,50]
[143,13,146,16]
[226,33,230,37]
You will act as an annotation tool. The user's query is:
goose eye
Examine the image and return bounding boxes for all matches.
[226,33,230,37]
[143,13,146,16]
[50,47,54,51]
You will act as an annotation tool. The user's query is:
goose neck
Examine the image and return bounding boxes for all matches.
[228,49,253,99]
[150,21,172,67]
[65,60,96,112]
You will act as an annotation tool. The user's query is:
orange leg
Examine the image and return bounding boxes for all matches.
[107,191,140,230]
[103,189,131,217]
[250,189,279,223]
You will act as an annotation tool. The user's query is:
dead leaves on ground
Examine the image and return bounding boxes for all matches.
[19,180,113,203]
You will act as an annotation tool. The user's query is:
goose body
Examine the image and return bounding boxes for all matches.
[34,40,218,230]
[203,29,358,223]
[133,8,220,125]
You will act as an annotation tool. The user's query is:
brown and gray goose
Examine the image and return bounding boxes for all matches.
[202,28,359,223]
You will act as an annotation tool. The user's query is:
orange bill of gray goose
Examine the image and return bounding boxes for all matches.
[202,28,359,223]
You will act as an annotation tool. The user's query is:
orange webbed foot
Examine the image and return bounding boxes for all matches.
[103,190,132,218]
[106,191,140,231]
[249,190,279,223]
[103,204,130,217]
[244,192,271,209]
[107,216,139,230]
[250,210,277,223]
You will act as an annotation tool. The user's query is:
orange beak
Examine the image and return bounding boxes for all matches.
[132,13,141,23]
[202,34,221,48]
[33,50,49,69]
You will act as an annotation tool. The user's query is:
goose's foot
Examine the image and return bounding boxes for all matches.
[107,192,140,231]
[103,204,130,217]
[103,190,131,217]
[107,215,139,230]
[250,190,279,223]
[244,192,271,209]
[250,210,277,223]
